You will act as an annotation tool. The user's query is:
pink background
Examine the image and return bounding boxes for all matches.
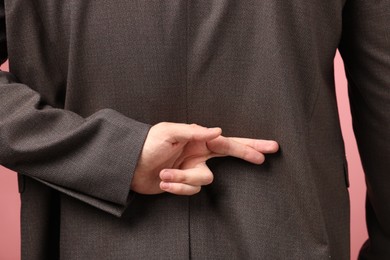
[0,52,368,260]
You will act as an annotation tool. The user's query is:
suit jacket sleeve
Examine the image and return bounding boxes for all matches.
[0,2,151,217]
[338,0,390,258]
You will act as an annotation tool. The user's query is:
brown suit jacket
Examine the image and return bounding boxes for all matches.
[0,0,389,259]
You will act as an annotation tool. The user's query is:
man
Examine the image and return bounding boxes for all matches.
[0,0,388,259]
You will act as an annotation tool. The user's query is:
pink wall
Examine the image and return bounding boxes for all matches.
[334,51,369,259]
[0,52,368,259]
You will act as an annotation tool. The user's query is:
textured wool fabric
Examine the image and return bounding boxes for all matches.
[0,0,389,259]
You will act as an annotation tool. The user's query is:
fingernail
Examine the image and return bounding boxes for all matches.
[161,170,172,181]
[161,182,170,190]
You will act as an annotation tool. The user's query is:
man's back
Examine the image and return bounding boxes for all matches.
[0,0,389,259]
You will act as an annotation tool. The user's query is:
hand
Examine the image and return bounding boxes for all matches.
[131,122,279,195]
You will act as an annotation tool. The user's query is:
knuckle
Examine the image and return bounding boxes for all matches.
[189,123,199,129]
[177,171,187,183]
[154,122,170,132]
[177,184,187,195]
[167,184,179,194]
[156,121,167,128]
[172,184,181,193]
